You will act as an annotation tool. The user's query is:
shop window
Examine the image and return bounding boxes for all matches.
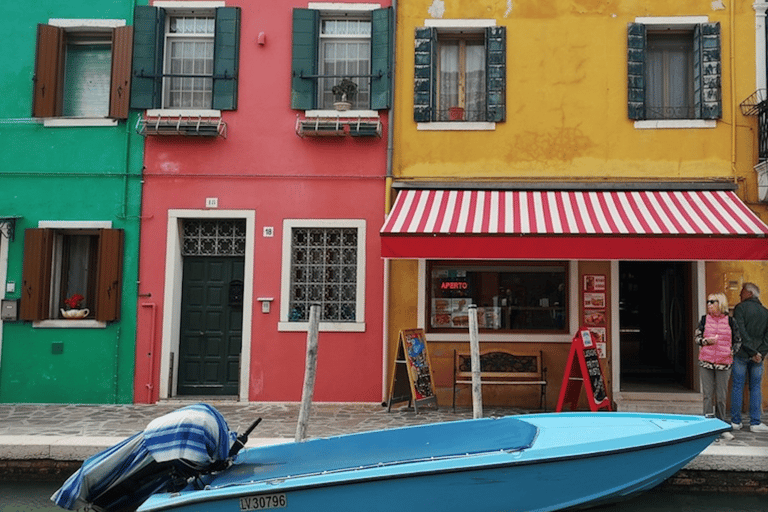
[290,6,392,111]
[20,227,123,322]
[130,3,240,111]
[428,262,567,333]
[32,20,133,120]
[280,220,366,332]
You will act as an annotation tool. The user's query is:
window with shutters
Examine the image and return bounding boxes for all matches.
[291,5,392,112]
[32,19,133,125]
[279,220,366,332]
[20,225,124,325]
[130,2,240,112]
[414,20,506,128]
[627,17,721,127]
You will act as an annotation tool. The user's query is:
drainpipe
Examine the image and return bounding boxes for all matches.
[382,0,397,403]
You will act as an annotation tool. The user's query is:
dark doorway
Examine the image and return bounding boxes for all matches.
[619,262,693,392]
[177,256,243,396]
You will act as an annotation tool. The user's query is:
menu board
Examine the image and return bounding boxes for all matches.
[386,329,438,413]
[556,328,611,412]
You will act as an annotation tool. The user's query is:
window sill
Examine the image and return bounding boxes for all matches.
[146,109,221,117]
[417,121,496,131]
[278,321,366,332]
[33,319,107,329]
[43,118,118,128]
[304,109,378,118]
[633,119,716,129]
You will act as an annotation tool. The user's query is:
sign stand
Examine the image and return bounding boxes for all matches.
[556,327,612,412]
[386,329,438,413]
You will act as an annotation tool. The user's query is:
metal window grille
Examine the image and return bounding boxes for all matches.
[182,219,246,256]
[289,227,358,322]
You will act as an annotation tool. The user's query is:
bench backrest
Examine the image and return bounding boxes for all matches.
[455,350,542,380]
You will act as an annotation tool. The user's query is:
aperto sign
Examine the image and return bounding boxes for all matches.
[440,281,468,290]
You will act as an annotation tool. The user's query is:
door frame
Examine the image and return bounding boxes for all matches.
[610,260,706,395]
[159,209,255,401]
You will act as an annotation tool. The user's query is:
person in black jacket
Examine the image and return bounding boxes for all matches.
[730,283,768,433]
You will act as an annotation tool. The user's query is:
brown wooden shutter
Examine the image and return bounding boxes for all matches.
[110,26,133,119]
[32,24,64,118]
[20,229,53,321]
[95,229,124,322]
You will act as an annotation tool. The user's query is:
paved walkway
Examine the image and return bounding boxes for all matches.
[0,401,766,472]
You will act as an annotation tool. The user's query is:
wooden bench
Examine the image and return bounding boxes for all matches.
[452,349,547,411]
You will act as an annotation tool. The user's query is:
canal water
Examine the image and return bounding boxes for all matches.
[0,479,765,512]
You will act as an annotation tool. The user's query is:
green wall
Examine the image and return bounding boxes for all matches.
[0,0,143,403]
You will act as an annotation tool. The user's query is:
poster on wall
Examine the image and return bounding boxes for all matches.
[583,293,605,309]
[584,274,606,291]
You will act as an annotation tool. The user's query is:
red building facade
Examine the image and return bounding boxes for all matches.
[134,0,391,403]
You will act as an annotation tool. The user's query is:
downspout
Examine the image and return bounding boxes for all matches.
[382,0,397,402]
[730,2,737,178]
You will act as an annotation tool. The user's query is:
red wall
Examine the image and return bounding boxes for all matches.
[134,0,390,403]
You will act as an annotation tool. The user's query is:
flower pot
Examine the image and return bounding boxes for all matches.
[61,308,90,319]
[448,107,465,120]
[334,101,352,111]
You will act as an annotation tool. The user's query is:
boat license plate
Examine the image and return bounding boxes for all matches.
[239,494,287,510]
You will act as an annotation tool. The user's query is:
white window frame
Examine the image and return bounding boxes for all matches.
[43,19,125,128]
[279,219,366,332]
[633,16,716,130]
[32,220,112,329]
[150,1,225,117]
[305,3,381,119]
[417,19,497,132]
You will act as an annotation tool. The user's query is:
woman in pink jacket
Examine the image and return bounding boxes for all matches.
[695,293,741,440]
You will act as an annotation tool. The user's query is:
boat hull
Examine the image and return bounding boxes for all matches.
[138,412,728,512]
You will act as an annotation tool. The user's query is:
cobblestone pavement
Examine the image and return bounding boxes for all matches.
[0,401,765,447]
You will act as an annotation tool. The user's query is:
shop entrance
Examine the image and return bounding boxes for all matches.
[619,262,694,392]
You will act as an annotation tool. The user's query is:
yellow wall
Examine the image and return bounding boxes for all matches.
[394,0,764,209]
[386,0,768,410]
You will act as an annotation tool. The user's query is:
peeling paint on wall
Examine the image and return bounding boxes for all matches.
[428,0,445,18]
[711,0,725,10]
[504,0,513,18]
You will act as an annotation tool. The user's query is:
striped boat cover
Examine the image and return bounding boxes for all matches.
[51,403,234,511]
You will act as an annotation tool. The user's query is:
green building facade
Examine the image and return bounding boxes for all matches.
[0,0,142,403]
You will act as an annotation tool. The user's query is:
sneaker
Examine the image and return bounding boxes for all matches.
[749,423,768,433]
[720,431,735,441]
[731,422,742,430]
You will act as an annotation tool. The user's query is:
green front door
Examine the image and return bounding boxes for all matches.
[178,256,243,396]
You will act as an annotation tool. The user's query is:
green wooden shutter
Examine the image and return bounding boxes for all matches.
[414,27,436,122]
[486,26,506,122]
[627,23,646,120]
[20,229,53,321]
[95,229,124,322]
[110,25,133,119]
[696,22,721,120]
[32,24,64,118]
[370,7,392,110]
[291,8,319,110]
[130,5,165,109]
[212,7,241,110]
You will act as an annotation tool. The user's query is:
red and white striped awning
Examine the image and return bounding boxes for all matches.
[380,189,768,260]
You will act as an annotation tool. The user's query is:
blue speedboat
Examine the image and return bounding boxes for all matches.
[53,407,728,512]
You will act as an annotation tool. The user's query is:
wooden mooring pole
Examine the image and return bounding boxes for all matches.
[295,304,320,442]
[468,305,483,419]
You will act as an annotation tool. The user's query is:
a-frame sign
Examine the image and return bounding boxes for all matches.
[556,327,612,412]
[386,329,438,413]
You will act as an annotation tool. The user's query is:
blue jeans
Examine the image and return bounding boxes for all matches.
[730,355,764,426]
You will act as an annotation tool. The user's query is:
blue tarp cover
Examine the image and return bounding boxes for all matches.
[52,403,234,510]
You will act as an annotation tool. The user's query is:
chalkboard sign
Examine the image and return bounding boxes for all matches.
[556,328,611,412]
[386,329,438,413]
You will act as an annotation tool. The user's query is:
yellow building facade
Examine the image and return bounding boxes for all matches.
[384,0,768,413]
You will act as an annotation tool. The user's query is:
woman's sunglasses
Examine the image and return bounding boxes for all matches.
[707,300,719,304]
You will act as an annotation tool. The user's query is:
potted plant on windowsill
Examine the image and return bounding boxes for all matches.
[61,293,89,319]
[331,78,358,111]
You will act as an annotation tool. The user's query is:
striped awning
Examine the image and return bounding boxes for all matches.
[380,189,768,260]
